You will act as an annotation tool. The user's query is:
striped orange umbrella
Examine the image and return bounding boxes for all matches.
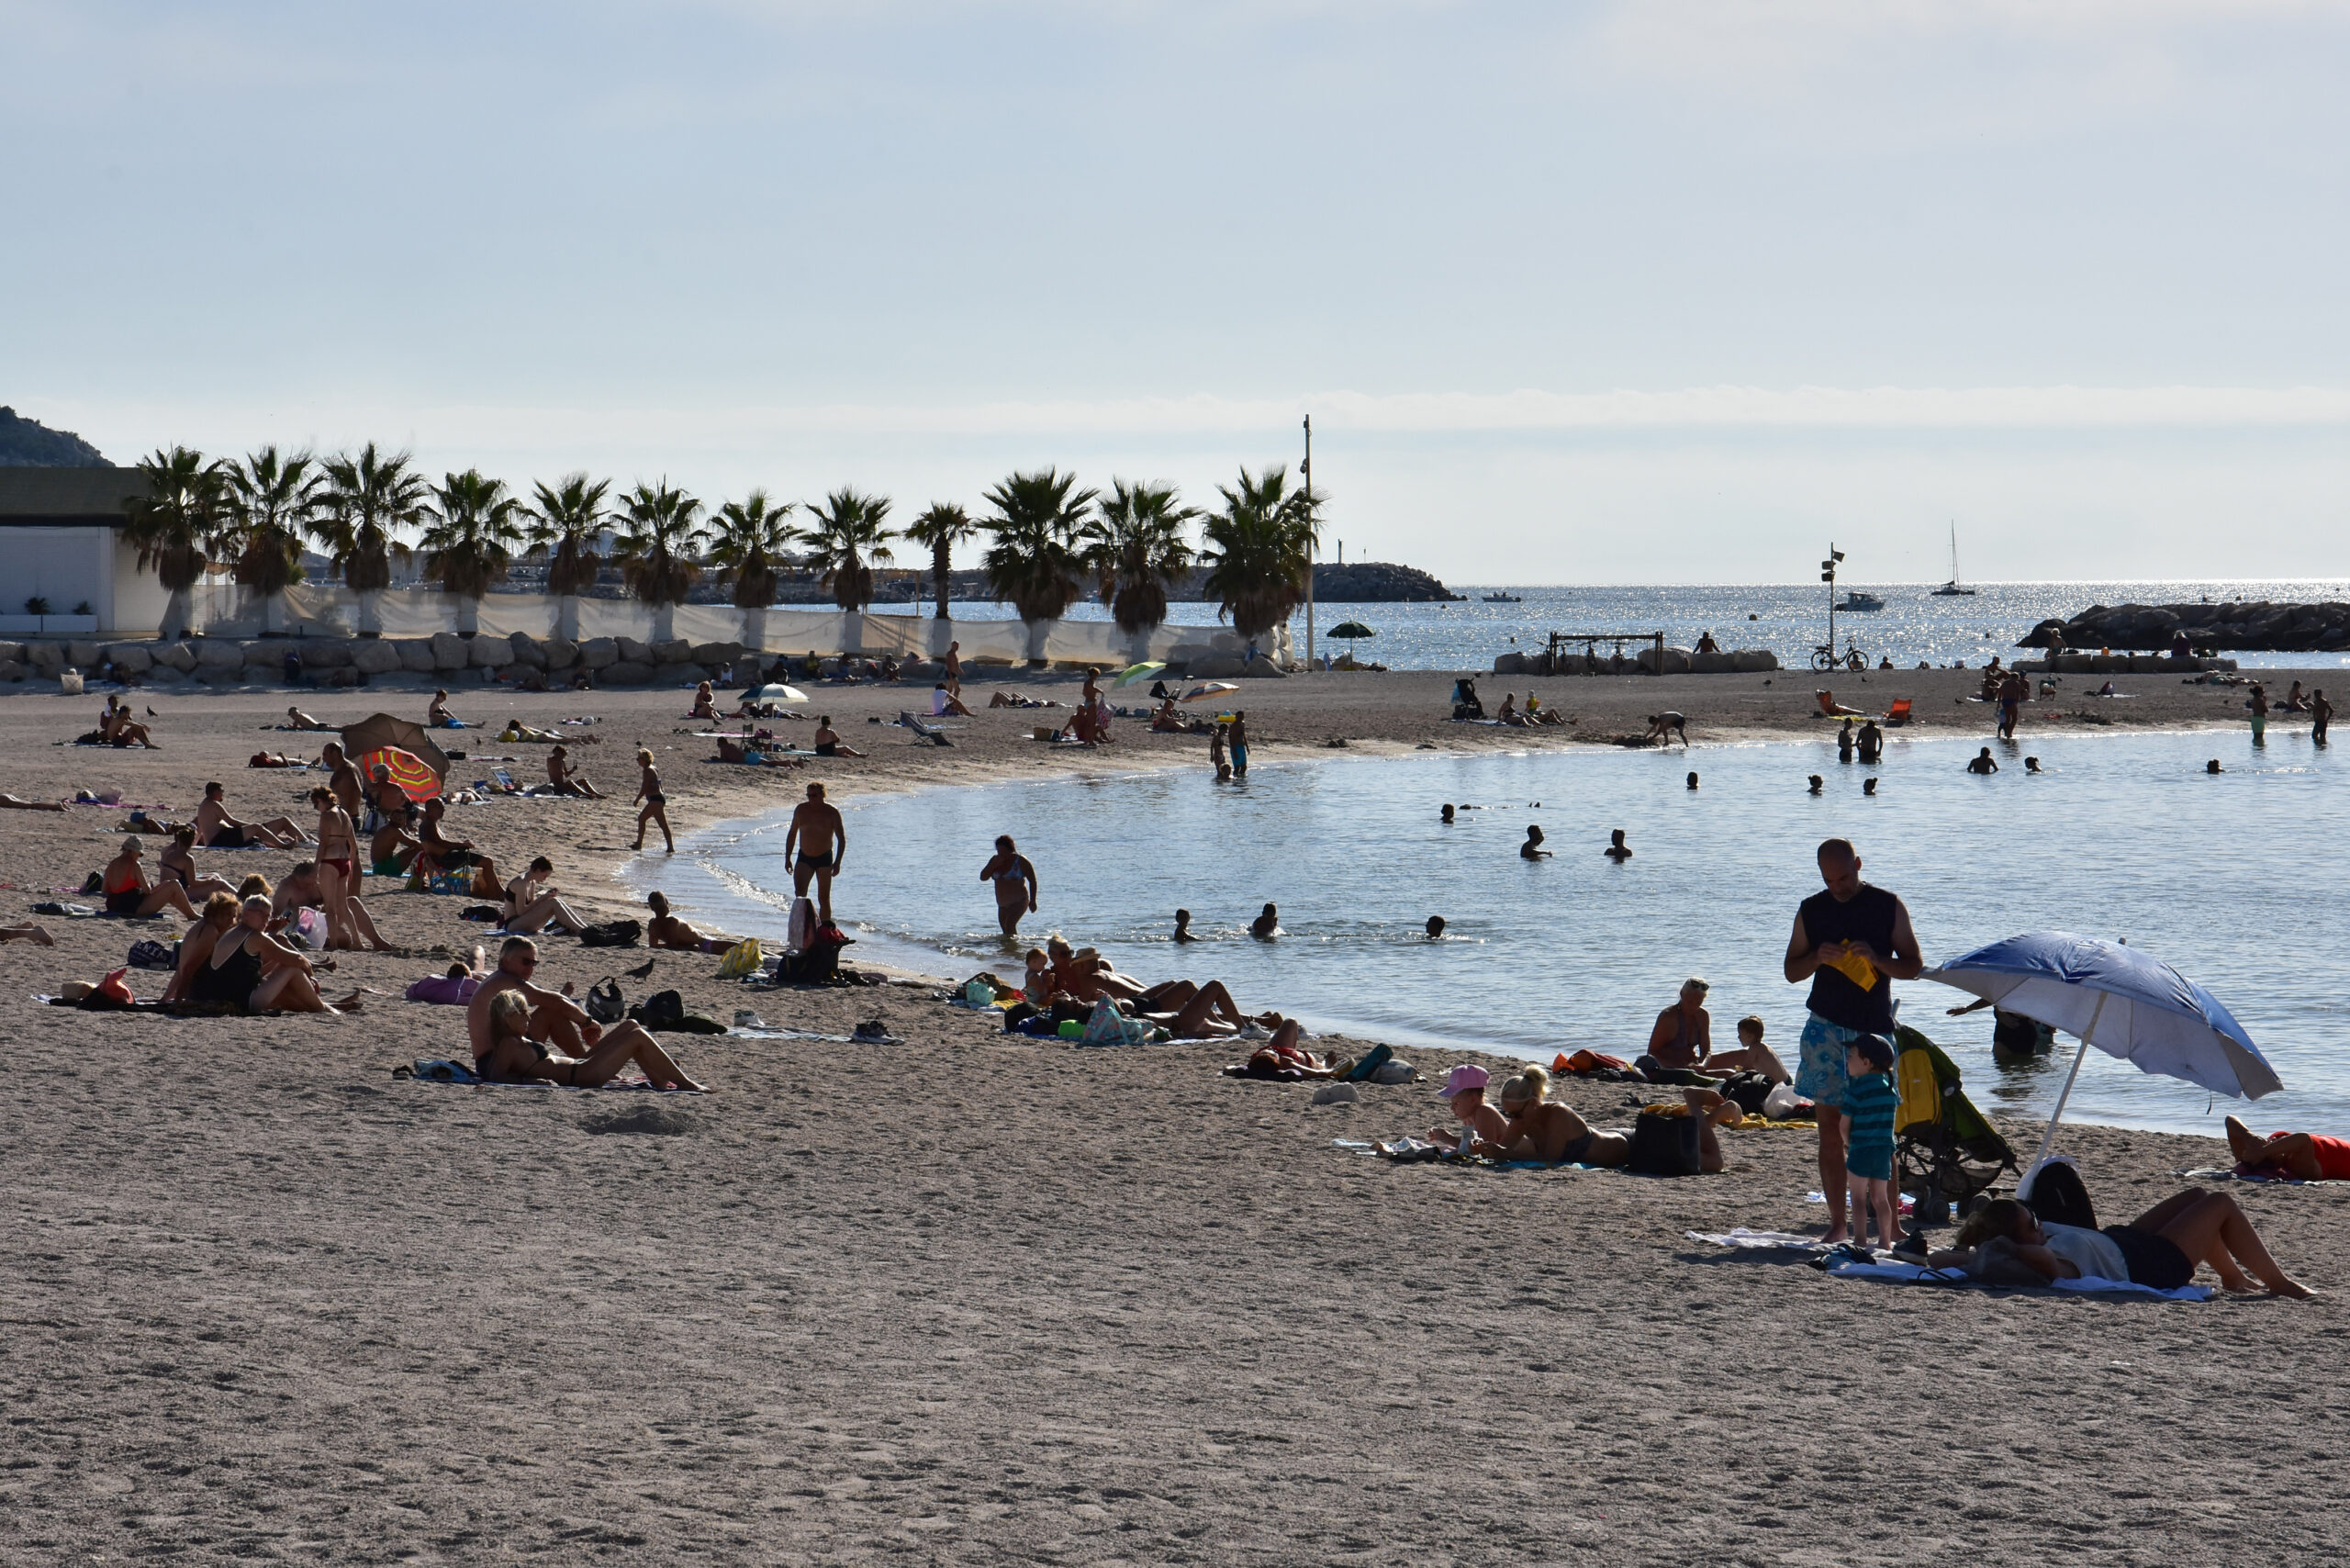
[359,746,441,802]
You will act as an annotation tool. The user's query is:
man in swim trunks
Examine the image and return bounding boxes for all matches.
[1785,836,1924,1244]
[811,716,866,758]
[979,834,1039,937]
[196,781,304,849]
[1643,711,1687,747]
[785,781,847,924]
[468,936,599,1058]
[1227,711,1249,776]
[320,742,364,818]
[2225,1115,2350,1182]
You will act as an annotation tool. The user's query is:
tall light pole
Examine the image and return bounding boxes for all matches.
[1302,415,1314,673]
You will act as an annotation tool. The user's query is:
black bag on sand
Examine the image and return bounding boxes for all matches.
[2021,1161,2097,1231]
[1718,1070,1774,1116]
[579,918,643,948]
[585,975,627,1025]
[776,938,846,985]
[630,987,727,1034]
[1628,1109,1703,1176]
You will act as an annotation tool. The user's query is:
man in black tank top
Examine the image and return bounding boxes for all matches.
[1784,837,1925,1245]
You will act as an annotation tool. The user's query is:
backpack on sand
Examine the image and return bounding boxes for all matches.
[1627,1107,1703,1176]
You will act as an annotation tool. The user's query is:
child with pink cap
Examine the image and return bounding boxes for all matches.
[1429,1064,1510,1149]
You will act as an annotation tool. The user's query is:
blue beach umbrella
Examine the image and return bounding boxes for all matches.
[1923,930,2283,1193]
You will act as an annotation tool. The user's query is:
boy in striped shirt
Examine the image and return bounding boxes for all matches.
[1841,1035,1903,1249]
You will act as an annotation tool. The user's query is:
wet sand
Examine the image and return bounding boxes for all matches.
[3,670,2344,1562]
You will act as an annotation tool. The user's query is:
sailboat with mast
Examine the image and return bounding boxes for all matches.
[1931,521,1976,597]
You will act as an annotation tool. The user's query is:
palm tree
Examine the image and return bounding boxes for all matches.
[1087,479,1198,662]
[124,446,229,641]
[420,469,527,637]
[523,473,610,642]
[1200,464,1321,652]
[800,488,896,614]
[901,502,977,622]
[311,443,427,636]
[706,489,800,654]
[611,479,707,644]
[219,447,321,636]
[980,467,1099,665]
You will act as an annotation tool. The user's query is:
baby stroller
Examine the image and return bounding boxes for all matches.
[1894,1026,2018,1226]
[1451,678,1485,720]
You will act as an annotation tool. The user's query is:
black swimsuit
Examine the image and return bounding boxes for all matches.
[191,933,263,1009]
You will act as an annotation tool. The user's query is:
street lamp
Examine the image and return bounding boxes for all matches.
[1821,545,1845,665]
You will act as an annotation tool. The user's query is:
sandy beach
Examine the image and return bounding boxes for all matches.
[5,666,2345,1563]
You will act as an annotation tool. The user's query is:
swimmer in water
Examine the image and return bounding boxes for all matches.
[1425,915,1446,940]
[2207,759,2224,774]
[1863,778,1879,796]
[1440,803,1456,823]
[1520,825,1550,860]
[1807,775,1824,795]
[2024,756,2042,774]
[1250,902,1280,939]
[1685,771,1698,790]
[1605,829,1632,862]
[1966,747,1999,775]
[1173,908,1198,944]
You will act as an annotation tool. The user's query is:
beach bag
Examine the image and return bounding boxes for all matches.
[633,989,685,1029]
[126,939,176,971]
[716,937,764,980]
[584,975,627,1025]
[293,907,330,949]
[80,871,104,895]
[460,903,503,923]
[2021,1159,2097,1231]
[787,896,816,954]
[1718,1070,1774,1116]
[777,937,845,985]
[1762,1081,1805,1121]
[962,978,997,1007]
[429,871,473,895]
[579,918,643,948]
[1078,998,1150,1047]
[1628,1108,1703,1176]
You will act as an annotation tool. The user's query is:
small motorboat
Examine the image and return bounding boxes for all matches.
[1836,590,1886,612]
[1482,591,1523,603]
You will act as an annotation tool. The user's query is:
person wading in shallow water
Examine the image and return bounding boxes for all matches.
[1785,836,1925,1246]
[979,834,1039,937]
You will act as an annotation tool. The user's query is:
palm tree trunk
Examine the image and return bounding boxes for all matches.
[744,603,769,653]
[1024,618,1048,667]
[453,594,481,637]
[160,588,192,642]
[650,603,676,644]
[355,589,383,639]
[263,590,289,637]
[554,594,579,643]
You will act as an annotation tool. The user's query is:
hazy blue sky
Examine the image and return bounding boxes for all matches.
[7,1,2347,583]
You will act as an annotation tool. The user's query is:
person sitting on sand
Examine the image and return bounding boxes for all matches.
[196,781,304,849]
[811,716,866,758]
[2225,1115,2350,1182]
[1695,1014,1792,1083]
[1427,1064,1510,1147]
[162,891,250,1005]
[1604,829,1631,861]
[1644,711,1688,748]
[545,743,603,798]
[688,681,717,720]
[369,810,420,880]
[1966,747,1999,775]
[286,705,333,731]
[100,837,199,920]
[185,894,357,1015]
[932,681,973,718]
[1643,978,1713,1074]
[1521,825,1551,860]
[1496,693,1525,726]
[414,799,492,880]
[645,890,738,953]
[1250,902,1281,939]
[467,935,593,1056]
[1927,1193,2312,1296]
[2282,681,2310,713]
[1151,697,1186,734]
[428,689,464,728]
[474,980,704,1091]
[1472,1066,1635,1168]
[158,826,241,905]
[502,857,591,936]
[98,697,159,749]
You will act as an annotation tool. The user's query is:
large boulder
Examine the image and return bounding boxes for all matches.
[0,640,21,665]
[154,641,196,672]
[601,659,656,686]
[103,644,152,676]
[26,641,64,667]
[689,641,743,669]
[196,639,243,669]
[244,643,291,669]
[579,637,618,670]
[615,636,653,665]
[466,635,504,668]
[396,638,439,673]
[69,640,103,668]
[429,632,469,671]
[1243,656,1287,678]
[541,636,576,670]
[507,633,546,668]
[1731,649,1779,673]
[298,638,352,669]
[652,638,692,665]
[1493,652,1529,676]
[1636,645,1694,675]
[198,664,243,686]
[352,640,402,676]
[1187,654,1248,679]
[1688,652,1736,675]
[0,661,22,683]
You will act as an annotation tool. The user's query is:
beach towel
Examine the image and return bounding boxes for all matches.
[1823,1258,2211,1302]
[1335,1137,1615,1172]
[403,974,482,1005]
[1686,1228,1830,1252]
[399,1058,701,1092]
[2175,1166,2350,1188]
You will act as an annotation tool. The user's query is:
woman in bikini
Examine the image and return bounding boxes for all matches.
[1477,1066,1633,1167]
[159,826,241,904]
[185,895,355,1014]
[100,838,198,920]
[688,682,717,720]
[473,987,706,1090]
[310,786,362,950]
[633,749,675,853]
[979,835,1038,937]
[503,856,591,935]
[645,890,736,953]
[546,744,603,798]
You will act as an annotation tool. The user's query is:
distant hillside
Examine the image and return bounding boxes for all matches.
[0,407,107,467]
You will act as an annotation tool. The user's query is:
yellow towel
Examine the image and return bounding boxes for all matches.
[1823,949,1880,991]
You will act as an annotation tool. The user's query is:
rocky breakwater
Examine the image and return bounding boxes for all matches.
[1308,562,1463,602]
[2023,600,2350,655]
[1494,646,1779,676]
[0,633,754,689]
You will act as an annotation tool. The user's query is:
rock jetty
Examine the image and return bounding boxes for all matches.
[1494,646,1777,676]
[1308,562,1463,602]
[2023,600,2350,654]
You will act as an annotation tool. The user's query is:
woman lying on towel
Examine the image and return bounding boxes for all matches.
[645,890,739,954]
[1472,1065,1638,1168]
[1225,1020,1331,1078]
[475,987,705,1091]
[2225,1115,2350,1182]
[1929,1193,2313,1296]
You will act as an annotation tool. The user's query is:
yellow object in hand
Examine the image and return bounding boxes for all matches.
[1824,949,1880,991]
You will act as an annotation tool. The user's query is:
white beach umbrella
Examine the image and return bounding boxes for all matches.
[754,684,810,704]
[1923,930,2281,1194]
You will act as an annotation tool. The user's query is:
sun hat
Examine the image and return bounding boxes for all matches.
[121,835,143,854]
[1435,1064,1489,1099]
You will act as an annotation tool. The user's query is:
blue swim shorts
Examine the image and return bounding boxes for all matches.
[1795,1012,1864,1110]
[1845,1141,1895,1182]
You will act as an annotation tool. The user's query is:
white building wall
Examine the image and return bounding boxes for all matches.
[0,527,108,620]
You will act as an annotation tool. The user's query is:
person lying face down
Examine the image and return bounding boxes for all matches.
[1429,1064,1508,1145]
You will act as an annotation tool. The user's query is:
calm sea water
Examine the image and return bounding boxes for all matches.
[627,723,2348,1140]
[936,578,2350,672]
